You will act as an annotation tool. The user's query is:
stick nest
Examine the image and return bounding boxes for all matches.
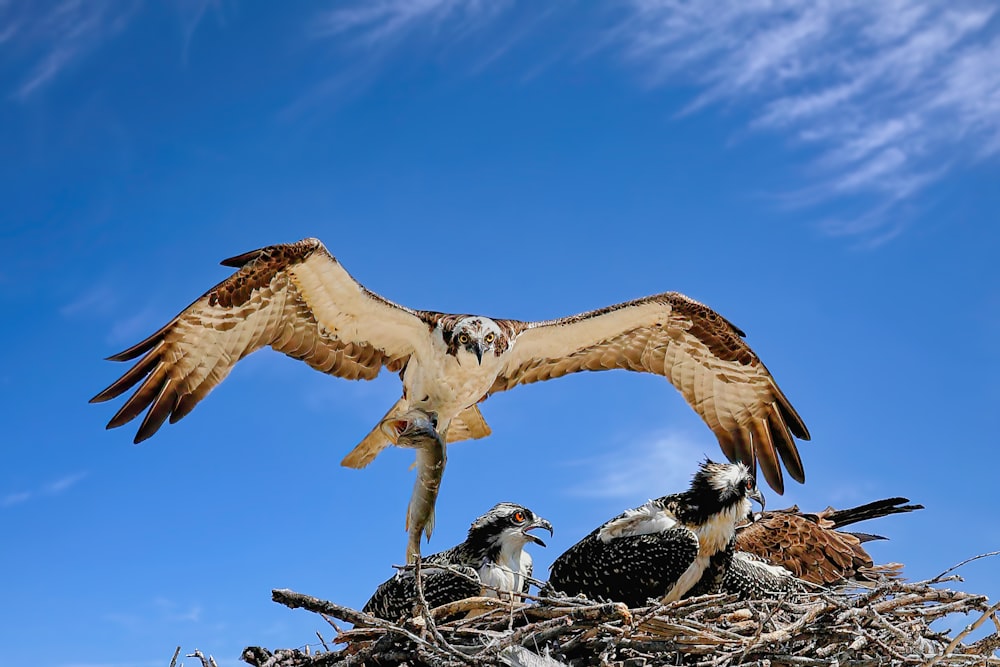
[240,572,1000,667]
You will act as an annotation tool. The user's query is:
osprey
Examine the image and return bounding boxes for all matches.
[733,496,923,587]
[546,460,763,607]
[363,502,553,620]
[91,238,810,492]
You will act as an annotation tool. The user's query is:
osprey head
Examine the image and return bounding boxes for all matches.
[445,317,509,365]
[689,459,765,518]
[467,502,554,554]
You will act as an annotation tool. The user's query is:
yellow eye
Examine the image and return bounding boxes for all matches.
[484,332,496,343]
[513,511,525,523]
[458,333,470,344]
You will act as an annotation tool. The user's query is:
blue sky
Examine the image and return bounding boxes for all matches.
[2,1,999,664]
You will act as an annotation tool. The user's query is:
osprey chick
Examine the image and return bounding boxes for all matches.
[91,238,810,493]
[363,502,553,620]
[546,460,762,607]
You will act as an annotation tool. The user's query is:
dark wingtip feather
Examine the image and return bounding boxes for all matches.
[753,420,785,496]
[220,247,264,268]
[848,531,889,544]
[105,334,161,363]
[105,368,167,430]
[220,238,323,268]
[768,410,805,485]
[134,383,176,443]
[777,395,810,441]
[91,346,163,403]
[826,498,924,528]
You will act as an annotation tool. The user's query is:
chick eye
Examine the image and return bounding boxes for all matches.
[745,478,754,491]
[458,333,470,344]
[484,332,496,343]
[513,511,525,523]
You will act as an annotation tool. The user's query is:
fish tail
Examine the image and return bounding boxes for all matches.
[424,505,435,542]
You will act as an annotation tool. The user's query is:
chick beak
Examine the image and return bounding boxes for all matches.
[523,517,554,547]
[749,486,766,512]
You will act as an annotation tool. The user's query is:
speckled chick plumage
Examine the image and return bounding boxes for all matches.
[363,502,552,620]
[546,460,762,608]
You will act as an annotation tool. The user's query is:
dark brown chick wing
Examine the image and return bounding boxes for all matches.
[490,292,809,493]
[91,238,426,443]
[736,512,871,586]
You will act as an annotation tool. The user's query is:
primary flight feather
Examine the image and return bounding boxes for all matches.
[91,238,810,492]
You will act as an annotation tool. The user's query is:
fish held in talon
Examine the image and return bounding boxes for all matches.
[380,409,447,563]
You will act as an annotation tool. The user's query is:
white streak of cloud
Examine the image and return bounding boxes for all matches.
[1,491,32,507]
[618,0,1000,239]
[60,284,118,319]
[3,0,138,100]
[565,429,711,500]
[2,471,88,508]
[315,0,509,47]
[43,471,88,494]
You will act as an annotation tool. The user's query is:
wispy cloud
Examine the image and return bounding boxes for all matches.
[153,597,204,623]
[60,284,118,319]
[617,0,1000,241]
[176,0,232,64]
[316,0,999,243]
[2,0,138,100]
[315,0,510,47]
[565,429,711,500]
[2,471,88,508]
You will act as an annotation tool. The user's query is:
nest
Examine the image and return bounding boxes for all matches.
[237,567,1000,667]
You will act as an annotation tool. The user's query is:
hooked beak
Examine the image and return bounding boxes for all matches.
[473,342,483,365]
[522,517,554,547]
[749,486,766,512]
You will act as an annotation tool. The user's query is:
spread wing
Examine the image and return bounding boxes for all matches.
[91,238,429,443]
[490,293,810,493]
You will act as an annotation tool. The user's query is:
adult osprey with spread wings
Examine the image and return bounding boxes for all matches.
[92,238,810,493]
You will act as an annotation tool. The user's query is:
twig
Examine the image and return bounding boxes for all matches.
[412,556,477,666]
[924,600,1000,667]
[185,650,214,667]
[931,552,1000,584]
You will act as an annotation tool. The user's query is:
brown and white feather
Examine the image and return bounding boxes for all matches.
[91,238,425,443]
[491,294,809,492]
[735,498,922,585]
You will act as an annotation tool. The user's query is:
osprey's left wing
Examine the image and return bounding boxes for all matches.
[91,238,428,443]
[491,293,809,493]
